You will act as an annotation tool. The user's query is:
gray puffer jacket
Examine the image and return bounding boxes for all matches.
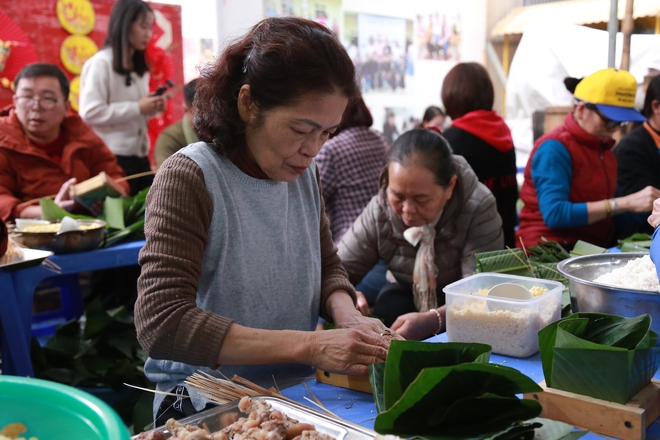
[338,155,504,306]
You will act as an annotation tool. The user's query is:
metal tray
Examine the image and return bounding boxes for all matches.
[0,248,53,272]
[137,396,377,440]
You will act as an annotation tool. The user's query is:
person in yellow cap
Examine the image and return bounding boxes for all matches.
[517,68,660,250]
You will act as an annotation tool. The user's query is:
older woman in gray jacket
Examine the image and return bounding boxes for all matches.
[338,129,504,340]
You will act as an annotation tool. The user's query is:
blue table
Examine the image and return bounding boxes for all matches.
[0,240,144,377]
[281,333,660,440]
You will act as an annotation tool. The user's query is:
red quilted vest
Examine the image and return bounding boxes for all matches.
[516,113,617,248]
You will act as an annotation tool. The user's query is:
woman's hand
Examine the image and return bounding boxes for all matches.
[621,186,660,213]
[54,178,77,212]
[305,327,390,376]
[391,308,443,341]
[328,290,401,337]
[139,95,166,116]
[647,198,660,228]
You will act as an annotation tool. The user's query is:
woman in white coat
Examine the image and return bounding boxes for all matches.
[79,0,165,195]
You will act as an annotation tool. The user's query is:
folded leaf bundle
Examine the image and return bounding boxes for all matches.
[538,312,660,404]
[369,340,542,439]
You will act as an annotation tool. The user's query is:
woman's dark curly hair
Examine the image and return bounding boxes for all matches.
[193,17,361,156]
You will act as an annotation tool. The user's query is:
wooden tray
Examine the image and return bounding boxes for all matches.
[315,370,372,394]
[523,380,660,440]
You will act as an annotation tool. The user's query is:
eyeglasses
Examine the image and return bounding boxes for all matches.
[14,96,64,111]
[584,103,629,130]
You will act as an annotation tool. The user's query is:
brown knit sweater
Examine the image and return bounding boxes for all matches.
[134,153,356,369]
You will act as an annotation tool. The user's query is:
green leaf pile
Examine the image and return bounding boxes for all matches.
[474,240,606,282]
[369,340,543,439]
[538,313,660,404]
[618,233,652,253]
[39,187,149,247]
[30,297,151,429]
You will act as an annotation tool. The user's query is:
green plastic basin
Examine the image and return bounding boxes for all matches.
[0,376,131,439]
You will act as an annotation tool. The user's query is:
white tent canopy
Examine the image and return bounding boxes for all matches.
[491,0,660,39]
[505,23,660,168]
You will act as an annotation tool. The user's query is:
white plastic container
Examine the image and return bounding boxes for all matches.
[443,273,564,358]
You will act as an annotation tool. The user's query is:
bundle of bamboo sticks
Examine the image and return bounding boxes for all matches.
[184,372,293,405]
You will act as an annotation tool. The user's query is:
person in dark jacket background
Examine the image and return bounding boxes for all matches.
[440,62,517,248]
[614,75,660,239]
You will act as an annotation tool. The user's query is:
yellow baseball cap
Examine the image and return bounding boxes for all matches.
[574,68,646,122]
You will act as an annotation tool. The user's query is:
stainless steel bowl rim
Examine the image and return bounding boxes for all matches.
[557,252,658,295]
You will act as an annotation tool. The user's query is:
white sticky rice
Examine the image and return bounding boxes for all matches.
[593,255,660,292]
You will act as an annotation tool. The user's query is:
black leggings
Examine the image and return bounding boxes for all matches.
[372,283,418,327]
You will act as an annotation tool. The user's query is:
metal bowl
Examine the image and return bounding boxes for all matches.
[557,252,660,334]
[11,219,106,254]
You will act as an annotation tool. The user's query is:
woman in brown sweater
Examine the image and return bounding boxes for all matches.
[134,17,395,423]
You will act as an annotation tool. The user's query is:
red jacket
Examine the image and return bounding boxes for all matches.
[517,113,617,248]
[0,106,129,221]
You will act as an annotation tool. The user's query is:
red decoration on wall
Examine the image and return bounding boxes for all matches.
[0,12,40,91]
[146,18,176,166]
[0,0,184,166]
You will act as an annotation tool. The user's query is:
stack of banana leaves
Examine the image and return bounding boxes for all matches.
[474,240,607,283]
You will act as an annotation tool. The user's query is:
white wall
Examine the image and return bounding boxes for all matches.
[157,0,488,133]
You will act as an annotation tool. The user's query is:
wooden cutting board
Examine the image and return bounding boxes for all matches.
[315,370,372,394]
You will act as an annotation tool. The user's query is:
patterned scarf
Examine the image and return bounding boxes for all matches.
[403,224,438,312]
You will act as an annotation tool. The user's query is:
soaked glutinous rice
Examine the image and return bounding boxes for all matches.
[593,255,660,292]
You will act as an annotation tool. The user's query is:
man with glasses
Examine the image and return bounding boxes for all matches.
[516,68,660,250]
[0,63,128,221]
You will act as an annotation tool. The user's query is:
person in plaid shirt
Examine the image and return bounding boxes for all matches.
[316,98,388,244]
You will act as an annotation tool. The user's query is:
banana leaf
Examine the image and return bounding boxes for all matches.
[369,341,545,439]
[527,240,571,262]
[103,218,145,248]
[374,363,542,438]
[538,313,660,403]
[569,240,607,257]
[368,362,386,413]
[104,187,149,230]
[475,249,528,274]
[617,233,652,253]
[383,340,491,409]
[40,197,95,221]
